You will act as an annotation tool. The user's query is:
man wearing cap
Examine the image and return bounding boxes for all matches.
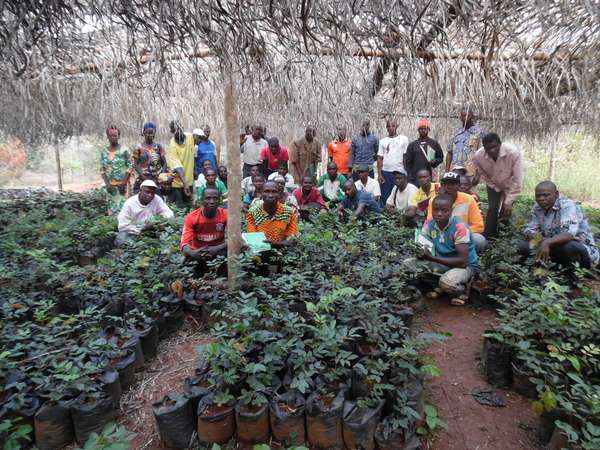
[427,172,486,252]
[241,125,268,178]
[180,186,228,275]
[385,169,418,215]
[116,180,174,245]
[472,132,523,238]
[194,126,218,175]
[446,106,484,175]
[350,119,379,180]
[405,118,444,186]
[166,124,195,208]
[355,165,381,203]
[377,119,409,204]
[261,137,289,178]
[131,122,166,193]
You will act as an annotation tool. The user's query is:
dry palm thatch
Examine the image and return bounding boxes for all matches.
[0,0,599,143]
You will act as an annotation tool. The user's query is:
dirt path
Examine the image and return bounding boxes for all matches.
[420,299,538,450]
[118,316,210,450]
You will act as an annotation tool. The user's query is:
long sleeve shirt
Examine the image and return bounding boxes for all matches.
[404,137,444,184]
[350,133,379,167]
[471,142,523,206]
[117,194,174,234]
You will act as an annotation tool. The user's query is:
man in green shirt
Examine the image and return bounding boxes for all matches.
[317,161,346,204]
[196,168,227,204]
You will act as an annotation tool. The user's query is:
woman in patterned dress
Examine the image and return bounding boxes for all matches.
[131,122,166,193]
[100,126,132,215]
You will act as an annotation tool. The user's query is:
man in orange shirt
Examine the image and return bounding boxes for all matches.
[246,181,299,247]
[327,126,352,176]
[427,172,486,252]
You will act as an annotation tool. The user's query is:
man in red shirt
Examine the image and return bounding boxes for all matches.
[180,187,227,274]
[292,175,326,220]
[261,137,289,178]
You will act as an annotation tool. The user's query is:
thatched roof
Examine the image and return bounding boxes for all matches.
[1,0,599,143]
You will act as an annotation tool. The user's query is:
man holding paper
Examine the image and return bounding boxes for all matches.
[180,187,228,274]
[417,193,479,306]
[246,181,299,247]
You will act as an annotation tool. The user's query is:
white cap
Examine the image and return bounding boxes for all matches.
[140,179,159,189]
[192,128,205,136]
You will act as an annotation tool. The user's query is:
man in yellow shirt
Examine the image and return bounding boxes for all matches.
[427,172,486,252]
[406,169,440,220]
[166,126,196,208]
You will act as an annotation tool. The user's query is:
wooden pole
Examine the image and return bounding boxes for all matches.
[54,139,63,191]
[224,71,242,292]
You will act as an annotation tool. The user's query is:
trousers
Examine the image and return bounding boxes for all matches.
[517,240,592,269]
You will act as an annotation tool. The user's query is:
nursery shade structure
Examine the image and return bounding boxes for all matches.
[2,0,600,275]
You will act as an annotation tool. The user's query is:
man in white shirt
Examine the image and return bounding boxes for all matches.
[116,180,174,245]
[385,169,418,214]
[242,164,261,196]
[241,125,268,177]
[355,165,381,202]
[377,119,409,204]
[267,161,296,191]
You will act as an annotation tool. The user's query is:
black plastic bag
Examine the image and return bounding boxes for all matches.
[196,393,235,445]
[306,389,345,449]
[133,320,159,361]
[183,375,212,413]
[269,391,306,446]
[164,306,185,335]
[34,399,74,450]
[70,393,116,445]
[235,402,270,444]
[481,334,512,387]
[110,349,136,390]
[342,399,384,450]
[152,393,196,449]
[120,334,145,371]
[101,368,122,408]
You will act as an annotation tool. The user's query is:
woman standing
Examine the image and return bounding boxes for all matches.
[100,126,132,215]
[131,122,166,192]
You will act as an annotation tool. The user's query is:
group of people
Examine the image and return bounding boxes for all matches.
[105,109,598,304]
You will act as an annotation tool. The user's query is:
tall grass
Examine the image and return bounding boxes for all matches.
[519,131,600,205]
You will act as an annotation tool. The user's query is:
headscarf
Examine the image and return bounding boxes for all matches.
[417,118,431,130]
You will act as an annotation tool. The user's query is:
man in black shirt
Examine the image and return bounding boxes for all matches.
[404,118,444,185]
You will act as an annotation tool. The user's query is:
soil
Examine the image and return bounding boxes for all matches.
[203,404,231,416]
[418,298,539,450]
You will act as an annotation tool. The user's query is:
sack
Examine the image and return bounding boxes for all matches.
[70,393,116,445]
[152,393,196,449]
[269,391,306,447]
[306,389,345,449]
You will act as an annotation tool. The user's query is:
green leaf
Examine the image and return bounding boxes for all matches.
[424,404,438,418]
[420,364,441,377]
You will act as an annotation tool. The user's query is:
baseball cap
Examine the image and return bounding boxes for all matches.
[192,128,205,136]
[392,168,408,177]
[441,172,461,183]
[357,165,370,172]
[140,179,159,189]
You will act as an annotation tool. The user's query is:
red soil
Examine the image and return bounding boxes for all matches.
[420,299,539,450]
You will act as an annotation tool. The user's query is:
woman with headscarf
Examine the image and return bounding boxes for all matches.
[100,125,132,215]
[131,122,167,193]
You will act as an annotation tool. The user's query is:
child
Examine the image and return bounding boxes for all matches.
[459,175,481,206]
[418,193,479,305]
[268,161,295,191]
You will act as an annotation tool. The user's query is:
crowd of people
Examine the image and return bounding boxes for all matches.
[102,108,598,304]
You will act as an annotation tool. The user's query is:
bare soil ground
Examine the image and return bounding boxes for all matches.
[420,299,539,450]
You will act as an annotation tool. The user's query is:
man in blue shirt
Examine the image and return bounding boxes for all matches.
[416,193,478,305]
[518,181,598,269]
[350,119,379,180]
[194,126,218,176]
[337,180,381,219]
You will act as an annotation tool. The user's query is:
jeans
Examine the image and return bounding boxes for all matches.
[484,186,503,238]
[517,240,592,269]
[379,170,395,204]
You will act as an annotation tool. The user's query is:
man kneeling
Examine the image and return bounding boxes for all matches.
[116,180,174,245]
[180,187,228,275]
[518,181,598,270]
[415,194,479,305]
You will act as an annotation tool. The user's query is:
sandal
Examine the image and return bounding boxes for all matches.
[450,294,468,306]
